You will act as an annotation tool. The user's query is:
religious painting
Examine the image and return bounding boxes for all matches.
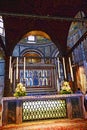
[19,69,52,88]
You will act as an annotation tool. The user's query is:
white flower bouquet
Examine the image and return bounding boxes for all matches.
[60,81,73,94]
[14,83,26,97]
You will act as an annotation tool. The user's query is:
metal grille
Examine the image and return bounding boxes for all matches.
[22,99,67,121]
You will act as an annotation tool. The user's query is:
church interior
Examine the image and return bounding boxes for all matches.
[0,0,87,129]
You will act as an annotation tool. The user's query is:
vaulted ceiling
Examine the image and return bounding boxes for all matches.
[0,0,87,56]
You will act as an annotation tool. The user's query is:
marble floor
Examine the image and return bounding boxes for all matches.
[1,118,87,130]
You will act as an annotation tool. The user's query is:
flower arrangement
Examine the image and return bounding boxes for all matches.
[60,81,73,94]
[14,83,26,97]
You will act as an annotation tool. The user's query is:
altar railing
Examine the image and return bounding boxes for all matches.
[2,94,84,125]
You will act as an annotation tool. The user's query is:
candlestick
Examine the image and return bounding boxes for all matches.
[63,57,66,79]
[57,58,61,78]
[69,57,74,81]
[16,57,18,80]
[24,57,26,79]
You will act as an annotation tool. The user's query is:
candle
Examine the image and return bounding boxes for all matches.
[24,57,26,79]
[69,57,74,81]
[16,57,18,80]
[43,70,44,77]
[9,56,12,79]
[63,57,66,79]
[10,67,12,83]
[57,58,61,78]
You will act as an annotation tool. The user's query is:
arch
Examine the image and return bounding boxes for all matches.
[51,48,59,58]
[20,48,44,57]
[22,30,51,41]
[12,30,52,56]
[67,11,87,93]
[67,11,86,48]
[20,49,44,63]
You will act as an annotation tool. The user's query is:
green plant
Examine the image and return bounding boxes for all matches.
[14,83,26,97]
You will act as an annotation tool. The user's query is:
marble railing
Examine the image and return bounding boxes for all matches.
[2,94,85,125]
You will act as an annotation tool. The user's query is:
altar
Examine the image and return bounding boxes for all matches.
[2,94,85,125]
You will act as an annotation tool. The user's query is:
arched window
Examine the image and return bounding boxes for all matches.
[27,35,36,43]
